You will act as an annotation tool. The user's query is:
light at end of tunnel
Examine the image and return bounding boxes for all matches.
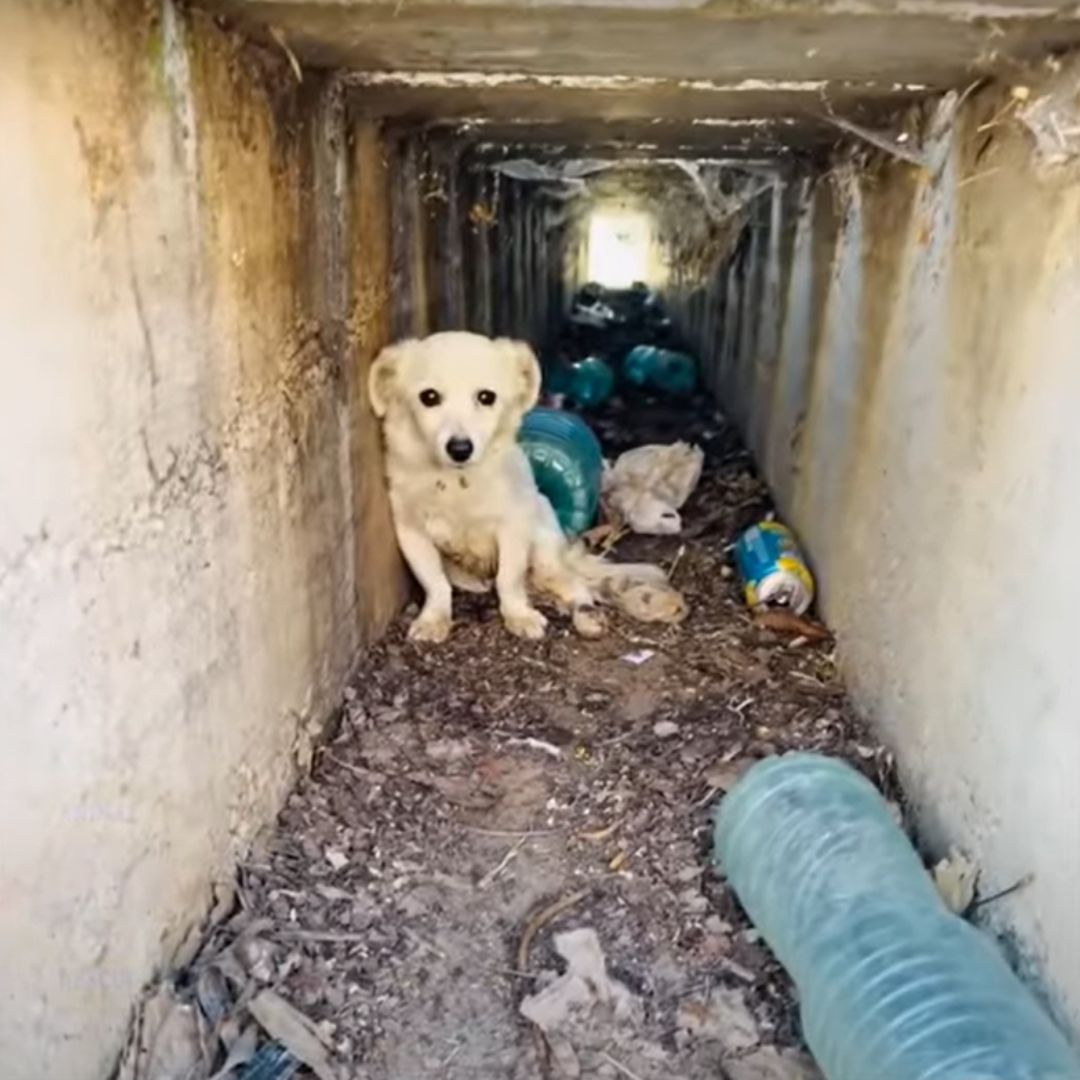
[586,210,654,289]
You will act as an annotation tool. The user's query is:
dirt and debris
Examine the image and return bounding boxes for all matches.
[141,395,902,1080]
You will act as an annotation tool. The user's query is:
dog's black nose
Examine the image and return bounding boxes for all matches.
[446,437,474,464]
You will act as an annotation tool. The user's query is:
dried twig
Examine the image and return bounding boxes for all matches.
[516,889,591,973]
[600,1051,647,1080]
[600,524,630,555]
[320,750,371,781]
[268,26,303,84]
[507,736,563,759]
[823,114,927,167]
[517,889,590,1080]
[667,543,687,581]
[477,837,527,890]
[956,167,1002,189]
[462,825,565,839]
[275,929,370,944]
[973,872,1035,910]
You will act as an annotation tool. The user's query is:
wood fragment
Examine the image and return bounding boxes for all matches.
[973,872,1035,910]
[247,989,338,1080]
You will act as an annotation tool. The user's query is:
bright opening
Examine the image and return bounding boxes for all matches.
[586,210,652,288]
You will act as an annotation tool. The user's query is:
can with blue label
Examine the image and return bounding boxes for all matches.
[734,521,815,615]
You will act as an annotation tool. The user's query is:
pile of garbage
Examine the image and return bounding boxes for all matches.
[567,281,672,340]
[526,279,824,629]
[546,282,691,412]
[524,279,712,544]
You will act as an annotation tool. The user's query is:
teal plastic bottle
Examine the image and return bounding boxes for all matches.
[622,345,696,396]
[713,753,1080,1080]
[544,356,615,410]
[518,408,604,536]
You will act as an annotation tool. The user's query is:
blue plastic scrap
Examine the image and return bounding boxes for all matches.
[238,1043,302,1080]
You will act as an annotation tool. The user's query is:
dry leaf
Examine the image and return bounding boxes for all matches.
[753,610,831,641]
[578,821,619,842]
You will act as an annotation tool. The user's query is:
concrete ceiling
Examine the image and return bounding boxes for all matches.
[208,0,1080,153]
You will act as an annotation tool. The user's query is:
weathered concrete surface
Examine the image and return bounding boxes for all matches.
[688,75,1080,1037]
[350,120,411,626]
[342,76,925,152]
[0,3,402,1076]
[208,0,1080,88]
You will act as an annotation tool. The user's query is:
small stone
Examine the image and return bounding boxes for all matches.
[705,914,733,935]
[424,737,472,763]
[679,888,709,914]
[653,720,680,739]
[325,848,349,871]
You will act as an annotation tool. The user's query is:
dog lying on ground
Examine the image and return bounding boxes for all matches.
[368,331,687,642]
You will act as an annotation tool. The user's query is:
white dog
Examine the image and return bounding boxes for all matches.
[368,331,686,643]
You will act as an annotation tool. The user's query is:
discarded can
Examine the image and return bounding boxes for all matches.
[734,521,814,615]
[238,1044,301,1080]
[519,408,604,536]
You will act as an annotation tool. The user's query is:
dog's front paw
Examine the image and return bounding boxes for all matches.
[408,610,452,643]
[503,608,548,640]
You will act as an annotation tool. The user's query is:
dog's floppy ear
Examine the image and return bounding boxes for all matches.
[368,342,410,418]
[498,339,541,412]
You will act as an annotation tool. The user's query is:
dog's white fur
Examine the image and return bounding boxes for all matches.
[369,331,686,643]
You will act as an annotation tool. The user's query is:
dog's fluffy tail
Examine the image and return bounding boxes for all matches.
[563,544,687,624]
[563,544,666,589]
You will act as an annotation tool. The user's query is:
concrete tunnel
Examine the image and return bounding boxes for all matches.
[4,0,1080,1076]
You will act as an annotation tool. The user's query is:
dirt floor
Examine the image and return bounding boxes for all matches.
[135,394,902,1080]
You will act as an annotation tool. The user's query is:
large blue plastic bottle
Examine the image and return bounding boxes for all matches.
[713,753,1080,1080]
[622,345,697,396]
[518,408,603,536]
[544,356,615,409]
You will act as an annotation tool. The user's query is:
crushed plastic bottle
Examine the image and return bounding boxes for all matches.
[519,408,604,536]
[734,520,814,615]
[621,344,697,397]
[713,753,1080,1080]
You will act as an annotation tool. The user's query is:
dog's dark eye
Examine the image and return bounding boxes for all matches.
[477,390,497,407]
[419,389,442,408]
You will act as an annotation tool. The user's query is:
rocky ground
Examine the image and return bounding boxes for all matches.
[121,394,901,1080]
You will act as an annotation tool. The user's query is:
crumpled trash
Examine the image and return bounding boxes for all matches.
[569,299,621,329]
[932,849,980,916]
[520,927,642,1078]
[602,442,704,535]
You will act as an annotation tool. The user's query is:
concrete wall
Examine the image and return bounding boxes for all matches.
[0,3,403,1075]
[693,81,1080,1037]
[424,153,559,348]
